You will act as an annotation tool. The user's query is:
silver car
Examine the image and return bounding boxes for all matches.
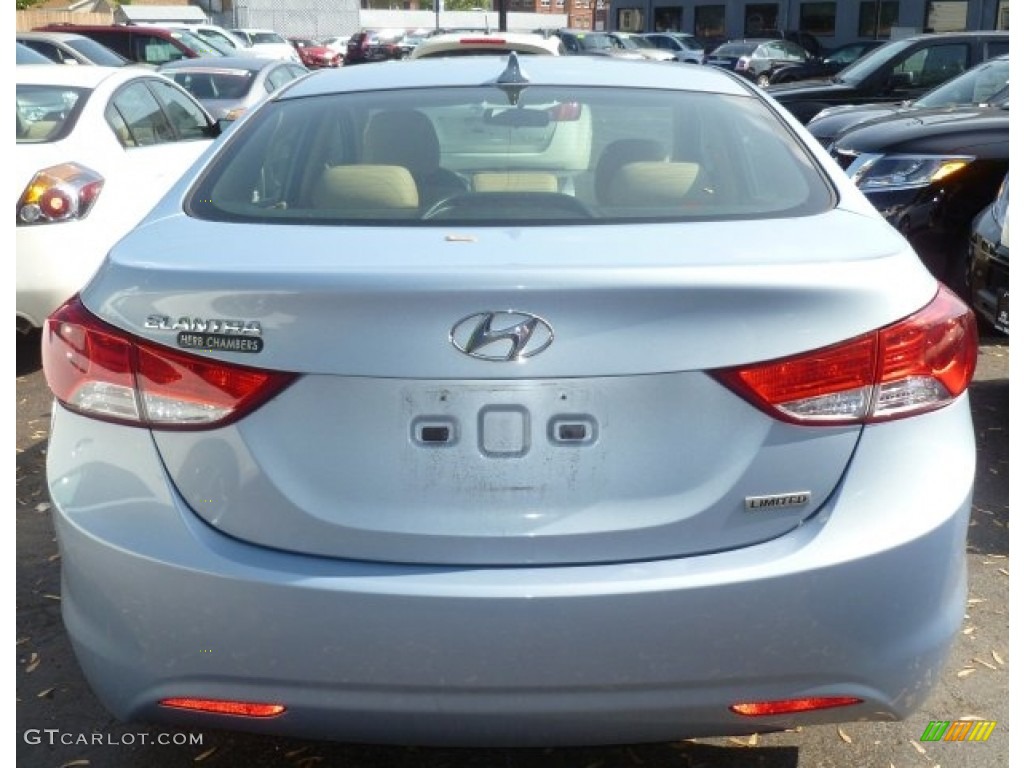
[158,55,308,121]
[43,54,978,747]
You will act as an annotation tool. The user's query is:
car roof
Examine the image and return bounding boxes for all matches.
[18,30,92,43]
[282,54,751,99]
[15,63,150,86]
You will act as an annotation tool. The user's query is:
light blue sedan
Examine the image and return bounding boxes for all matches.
[42,54,978,747]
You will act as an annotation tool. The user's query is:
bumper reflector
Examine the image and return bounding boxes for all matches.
[730,696,862,716]
[159,698,286,718]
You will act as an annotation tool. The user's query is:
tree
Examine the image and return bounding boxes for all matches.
[17,0,47,9]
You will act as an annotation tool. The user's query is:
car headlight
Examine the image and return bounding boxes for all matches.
[849,153,974,191]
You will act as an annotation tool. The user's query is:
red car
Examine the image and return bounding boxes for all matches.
[288,37,342,68]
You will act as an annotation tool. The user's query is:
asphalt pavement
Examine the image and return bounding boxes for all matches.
[15,330,1010,768]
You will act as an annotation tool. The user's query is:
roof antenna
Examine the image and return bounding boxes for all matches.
[494,51,530,106]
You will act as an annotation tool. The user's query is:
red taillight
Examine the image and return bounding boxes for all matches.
[18,162,104,225]
[731,696,862,716]
[714,286,978,425]
[459,37,505,46]
[43,296,296,429]
[159,698,285,717]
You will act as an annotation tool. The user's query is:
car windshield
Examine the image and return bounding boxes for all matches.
[712,43,756,56]
[65,37,130,66]
[579,34,615,51]
[16,85,89,143]
[168,69,257,100]
[673,35,704,51]
[833,38,911,84]
[172,29,226,56]
[188,83,832,225]
[914,57,1010,108]
[253,32,287,44]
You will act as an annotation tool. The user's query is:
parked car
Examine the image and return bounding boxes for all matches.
[16,65,219,334]
[640,32,704,63]
[410,32,564,59]
[768,40,885,84]
[808,54,1009,148]
[229,28,301,62]
[41,53,977,748]
[176,23,252,55]
[320,35,349,57]
[17,31,134,67]
[159,56,308,121]
[396,30,435,58]
[35,23,226,66]
[831,101,1008,291]
[345,29,406,64]
[759,29,823,58]
[967,174,1009,334]
[766,31,1009,123]
[607,32,676,61]
[552,30,646,59]
[289,37,342,68]
[704,38,810,86]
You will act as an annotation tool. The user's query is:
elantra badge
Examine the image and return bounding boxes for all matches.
[450,311,553,362]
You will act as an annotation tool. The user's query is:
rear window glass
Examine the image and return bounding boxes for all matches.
[187,84,833,225]
[169,70,256,100]
[16,85,89,144]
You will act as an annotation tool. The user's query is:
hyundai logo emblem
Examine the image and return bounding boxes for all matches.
[450,311,554,362]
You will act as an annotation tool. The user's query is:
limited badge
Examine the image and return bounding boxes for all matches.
[745,492,811,511]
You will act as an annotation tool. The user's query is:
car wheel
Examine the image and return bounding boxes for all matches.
[756,73,772,87]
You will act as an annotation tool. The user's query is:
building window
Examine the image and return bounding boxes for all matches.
[858,1,899,37]
[654,7,682,32]
[925,0,968,32]
[540,0,550,7]
[618,7,644,31]
[695,5,726,38]
[799,2,836,36]
[995,0,1008,29]
[744,3,778,36]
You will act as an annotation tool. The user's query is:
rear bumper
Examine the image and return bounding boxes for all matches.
[48,399,974,746]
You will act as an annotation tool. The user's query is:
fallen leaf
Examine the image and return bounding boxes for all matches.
[992,651,1005,666]
[837,726,852,743]
[962,626,976,635]
[911,740,927,754]
[967,598,986,605]
[957,668,976,678]
[193,746,217,762]
[43,594,61,601]
[36,687,55,698]
[986,554,1007,559]
[16,637,29,646]
[25,653,40,674]
[747,733,758,746]
[48,553,61,562]
[59,761,90,768]
[972,658,998,670]
[35,502,51,513]
[998,568,1009,576]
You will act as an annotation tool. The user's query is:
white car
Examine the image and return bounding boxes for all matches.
[16,66,220,333]
[410,32,564,59]
[229,28,301,62]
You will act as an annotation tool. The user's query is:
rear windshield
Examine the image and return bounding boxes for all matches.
[187,84,833,225]
[169,70,257,100]
[711,43,756,56]
[16,85,89,143]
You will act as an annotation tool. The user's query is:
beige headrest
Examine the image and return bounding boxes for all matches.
[314,165,419,210]
[607,162,701,207]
